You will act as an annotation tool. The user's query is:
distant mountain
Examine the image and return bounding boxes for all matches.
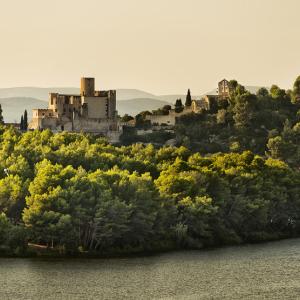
[116,89,159,101]
[0,87,162,102]
[117,98,170,116]
[158,95,188,103]
[0,87,79,102]
[0,97,47,123]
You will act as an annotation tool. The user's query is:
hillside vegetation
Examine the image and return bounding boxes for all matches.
[0,127,300,256]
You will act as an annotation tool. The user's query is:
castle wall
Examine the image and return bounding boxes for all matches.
[29,109,58,130]
[146,113,176,125]
[108,90,116,119]
[82,96,108,119]
[72,118,116,133]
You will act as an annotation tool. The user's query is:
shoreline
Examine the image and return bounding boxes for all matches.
[1,235,298,260]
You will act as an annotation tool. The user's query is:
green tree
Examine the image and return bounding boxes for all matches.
[270,85,286,99]
[0,104,4,124]
[257,87,269,97]
[175,99,184,113]
[233,93,257,129]
[20,115,24,131]
[292,75,300,104]
[121,114,134,123]
[23,110,28,131]
[185,89,192,107]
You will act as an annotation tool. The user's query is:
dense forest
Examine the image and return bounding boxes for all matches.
[1,77,300,256]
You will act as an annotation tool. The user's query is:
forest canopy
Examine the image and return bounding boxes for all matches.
[0,126,300,256]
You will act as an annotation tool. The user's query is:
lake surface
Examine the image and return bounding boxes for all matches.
[1,239,300,299]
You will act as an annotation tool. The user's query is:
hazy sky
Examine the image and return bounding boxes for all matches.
[0,0,300,94]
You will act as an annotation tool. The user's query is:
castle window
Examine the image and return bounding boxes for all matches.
[50,99,53,105]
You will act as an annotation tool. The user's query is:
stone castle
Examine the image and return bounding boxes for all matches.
[29,77,118,135]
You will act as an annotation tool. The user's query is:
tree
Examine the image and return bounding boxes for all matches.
[0,175,27,221]
[257,87,269,97]
[121,114,134,123]
[270,85,286,99]
[162,105,172,115]
[292,75,300,104]
[0,104,3,124]
[233,93,256,129]
[185,89,192,107]
[23,110,28,131]
[175,99,184,113]
[20,115,24,131]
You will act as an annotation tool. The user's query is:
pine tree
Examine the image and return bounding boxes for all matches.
[0,104,3,124]
[23,110,28,131]
[185,89,192,107]
[20,115,24,131]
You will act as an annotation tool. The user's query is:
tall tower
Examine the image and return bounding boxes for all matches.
[80,77,95,96]
[218,79,231,99]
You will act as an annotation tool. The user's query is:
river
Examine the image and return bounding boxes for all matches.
[1,238,300,299]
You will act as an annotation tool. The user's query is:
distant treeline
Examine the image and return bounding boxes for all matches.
[0,127,300,256]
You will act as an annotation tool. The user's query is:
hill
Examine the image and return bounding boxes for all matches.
[117,98,170,116]
[0,97,47,123]
[0,87,79,102]
[115,89,160,101]
[0,87,163,102]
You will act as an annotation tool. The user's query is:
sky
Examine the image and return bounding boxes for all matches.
[0,0,299,95]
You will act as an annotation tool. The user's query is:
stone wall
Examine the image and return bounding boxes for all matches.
[82,96,108,119]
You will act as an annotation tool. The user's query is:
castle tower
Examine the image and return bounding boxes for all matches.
[218,79,230,99]
[80,77,95,96]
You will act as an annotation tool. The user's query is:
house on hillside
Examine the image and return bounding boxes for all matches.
[146,79,231,126]
[191,79,231,113]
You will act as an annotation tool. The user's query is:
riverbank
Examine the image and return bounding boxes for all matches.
[1,234,298,259]
[1,238,300,299]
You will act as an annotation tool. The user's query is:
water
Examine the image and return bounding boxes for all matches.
[1,239,300,299]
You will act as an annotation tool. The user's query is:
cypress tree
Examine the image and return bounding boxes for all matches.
[20,115,24,131]
[0,104,3,124]
[24,110,28,131]
[175,98,184,113]
[185,89,192,107]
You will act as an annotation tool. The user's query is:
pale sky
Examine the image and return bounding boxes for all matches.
[0,0,299,94]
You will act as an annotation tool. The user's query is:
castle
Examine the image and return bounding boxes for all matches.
[29,77,118,135]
